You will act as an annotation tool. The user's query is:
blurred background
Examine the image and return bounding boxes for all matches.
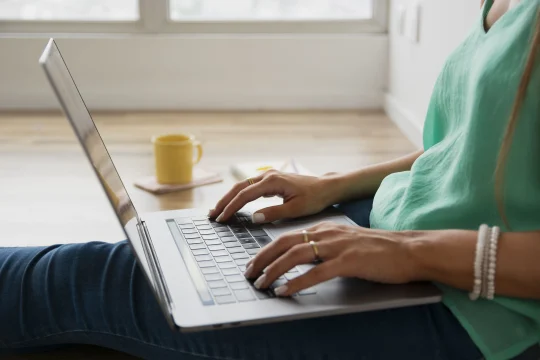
[0,0,478,244]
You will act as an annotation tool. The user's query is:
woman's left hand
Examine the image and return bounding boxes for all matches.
[244,222,421,296]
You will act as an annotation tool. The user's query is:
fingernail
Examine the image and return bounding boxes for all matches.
[274,285,288,297]
[254,274,267,289]
[252,213,265,224]
[216,214,224,222]
[207,209,215,217]
[244,264,254,278]
[246,259,252,268]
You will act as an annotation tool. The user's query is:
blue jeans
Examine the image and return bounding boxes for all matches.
[0,199,485,359]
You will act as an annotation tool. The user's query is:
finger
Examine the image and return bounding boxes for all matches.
[217,179,281,222]
[251,241,335,290]
[251,202,299,224]
[245,229,309,278]
[210,175,264,218]
[274,259,341,296]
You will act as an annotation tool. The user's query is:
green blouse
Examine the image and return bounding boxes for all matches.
[370,1,540,359]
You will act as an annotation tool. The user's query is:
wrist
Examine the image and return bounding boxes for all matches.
[317,173,352,207]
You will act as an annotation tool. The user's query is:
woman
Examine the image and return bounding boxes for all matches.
[1,1,539,359]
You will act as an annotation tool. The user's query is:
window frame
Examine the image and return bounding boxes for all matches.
[0,0,387,34]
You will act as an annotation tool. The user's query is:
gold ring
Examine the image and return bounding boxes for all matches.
[309,240,320,261]
[302,229,309,243]
[246,177,255,185]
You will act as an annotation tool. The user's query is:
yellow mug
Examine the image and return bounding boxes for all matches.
[152,134,203,184]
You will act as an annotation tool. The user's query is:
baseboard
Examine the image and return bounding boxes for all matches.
[384,94,423,148]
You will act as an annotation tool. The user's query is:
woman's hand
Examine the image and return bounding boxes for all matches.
[209,170,337,224]
[244,222,420,296]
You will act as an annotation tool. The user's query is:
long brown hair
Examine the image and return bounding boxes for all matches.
[495,9,540,228]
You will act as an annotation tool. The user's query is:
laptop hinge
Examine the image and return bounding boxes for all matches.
[136,220,176,327]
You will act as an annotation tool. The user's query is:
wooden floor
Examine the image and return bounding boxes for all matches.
[0,110,414,358]
[1,111,414,247]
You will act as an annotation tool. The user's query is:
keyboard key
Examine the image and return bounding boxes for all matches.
[249,230,267,237]
[198,260,215,268]
[215,294,236,305]
[211,287,231,296]
[176,218,192,225]
[201,266,219,275]
[187,238,203,245]
[228,247,245,254]
[235,258,249,266]
[208,245,225,251]
[242,243,260,249]
[179,224,195,230]
[285,273,300,280]
[255,236,272,247]
[204,273,222,281]
[208,280,228,289]
[190,244,206,250]
[213,226,229,232]
[195,254,212,262]
[230,282,249,290]
[218,261,236,269]
[235,289,255,302]
[225,275,245,283]
[298,288,317,295]
[205,240,221,246]
[196,225,212,230]
[232,229,249,235]
[235,233,252,239]
[221,267,240,276]
[224,242,241,248]
[214,256,233,263]
[184,233,201,239]
[239,238,256,244]
[202,234,219,240]
[199,230,215,235]
[181,229,198,234]
[246,249,260,256]
[231,252,249,260]
[220,236,237,243]
[192,249,209,256]
[210,250,228,257]
[217,231,233,238]
[225,274,246,283]
[193,220,209,225]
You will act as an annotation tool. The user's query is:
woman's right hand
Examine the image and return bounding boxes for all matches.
[208,170,337,224]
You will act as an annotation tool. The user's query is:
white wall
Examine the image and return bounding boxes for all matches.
[0,35,387,111]
[384,0,479,147]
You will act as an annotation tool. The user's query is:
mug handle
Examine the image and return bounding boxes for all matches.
[193,140,203,165]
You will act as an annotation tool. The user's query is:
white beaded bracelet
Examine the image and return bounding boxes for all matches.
[486,226,500,300]
[470,224,489,300]
[481,227,492,298]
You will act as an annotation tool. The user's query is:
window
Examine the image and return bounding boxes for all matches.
[0,0,385,34]
[169,0,372,21]
[0,0,139,21]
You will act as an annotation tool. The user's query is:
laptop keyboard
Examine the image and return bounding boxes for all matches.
[168,212,316,306]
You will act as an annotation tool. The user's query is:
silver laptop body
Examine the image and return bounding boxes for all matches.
[39,38,441,332]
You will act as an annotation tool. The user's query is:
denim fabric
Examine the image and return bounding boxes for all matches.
[0,199,494,360]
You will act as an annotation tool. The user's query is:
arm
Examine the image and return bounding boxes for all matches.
[323,149,424,205]
[408,229,540,299]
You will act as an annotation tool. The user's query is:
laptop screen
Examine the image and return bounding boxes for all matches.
[39,39,139,227]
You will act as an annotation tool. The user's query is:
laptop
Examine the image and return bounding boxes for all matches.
[39,38,441,332]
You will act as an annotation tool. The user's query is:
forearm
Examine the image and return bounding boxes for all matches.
[407,229,540,299]
[322,149,423,204]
